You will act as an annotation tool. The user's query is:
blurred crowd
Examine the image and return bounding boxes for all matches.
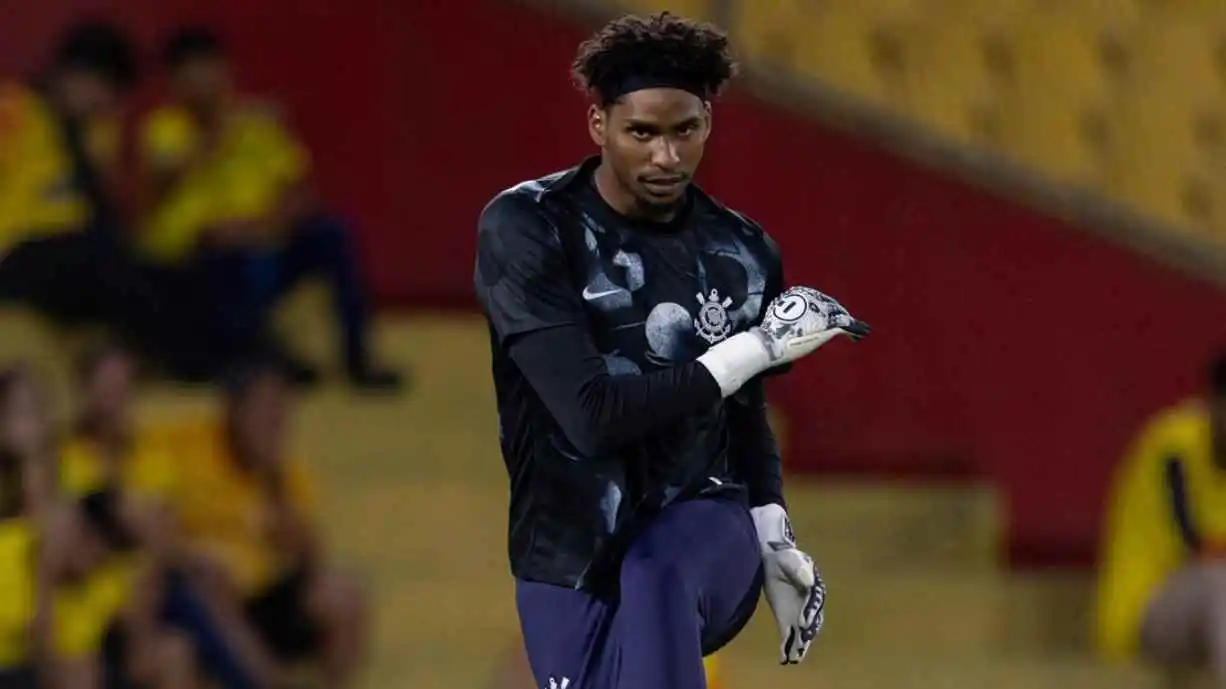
[0,19,393,689]
[0,21,402,391]
[0,344,368,689]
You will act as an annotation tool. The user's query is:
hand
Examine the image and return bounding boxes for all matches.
[753,286,870,367]
[697,285,868,397]
[752,504,826,665]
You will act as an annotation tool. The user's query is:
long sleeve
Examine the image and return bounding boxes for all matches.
[508,325,721,457]
[475,191,722,458]
[727,377,785,509]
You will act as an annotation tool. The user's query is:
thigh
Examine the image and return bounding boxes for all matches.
[516,579,616,689]
[0,236,90,315]
[621,498,762,652]
[1140,565,1214,666]
[278,215,353,288]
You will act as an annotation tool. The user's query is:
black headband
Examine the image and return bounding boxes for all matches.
[602,76,709,103]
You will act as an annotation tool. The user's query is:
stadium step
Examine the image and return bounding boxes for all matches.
[806,569,1094,654]
[787,480,1002,572]
[723,651,1165,689]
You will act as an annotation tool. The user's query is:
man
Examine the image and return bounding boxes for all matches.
[138,26,400,390]
[0,23,200,378]
[167,360,368,688]
[60,343,263,689]
[0,365,194,689]
[473,13,869,689]
[1097,352,1226,678]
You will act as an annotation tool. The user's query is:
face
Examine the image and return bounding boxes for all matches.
[56,69,121,120]
[1,375,48,460]
[589,88,711,214]
[67,512,113,578]
[229,374,289,469]
[172,55,232,113]
[82,352,135,428]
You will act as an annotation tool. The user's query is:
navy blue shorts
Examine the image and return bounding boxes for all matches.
[516,497,763,689]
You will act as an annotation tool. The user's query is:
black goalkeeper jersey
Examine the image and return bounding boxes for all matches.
[474,156,786,594]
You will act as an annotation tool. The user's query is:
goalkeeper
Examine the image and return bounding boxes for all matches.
[472,12,869,689]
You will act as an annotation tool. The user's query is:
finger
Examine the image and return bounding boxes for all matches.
[780,627,798,665]
[786,627,807,664]
[841,320,871,339]
[781,558,816,591]
[795,638,811,663]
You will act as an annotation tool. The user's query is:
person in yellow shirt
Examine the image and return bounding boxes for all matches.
[0,23,206,382]
[170,358,368,688]
[64,343,263,689]
[139,26,401,391]
[0,363,196,689]
[1097,353,1226,678]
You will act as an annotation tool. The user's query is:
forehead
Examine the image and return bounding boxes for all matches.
[607,88,706,123]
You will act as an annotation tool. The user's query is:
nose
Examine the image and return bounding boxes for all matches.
[650,138,681,170]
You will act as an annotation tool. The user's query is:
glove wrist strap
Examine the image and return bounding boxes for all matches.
[750,503,795,554]
[696,330,771,397]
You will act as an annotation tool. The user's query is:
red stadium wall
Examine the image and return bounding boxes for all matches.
[7,0,1226,566]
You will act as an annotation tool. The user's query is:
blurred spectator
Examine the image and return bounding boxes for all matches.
[61,343,258,689]
[0,365,195,689]
[0,23,203,380]
[1097,352,1226,678]
[0,369,44,689]
[138,26,401,391]
[167,359,368,687]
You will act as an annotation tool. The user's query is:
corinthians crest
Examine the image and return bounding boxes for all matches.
[694,289,734,344]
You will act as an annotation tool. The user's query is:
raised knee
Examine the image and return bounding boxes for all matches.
[1194,562,1226,591]
[620,550,688,600]
[310,569,368,624]
[159,629,196,670]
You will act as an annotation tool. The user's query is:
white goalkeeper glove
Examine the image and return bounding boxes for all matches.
[751,503,826,665]
[698,286,869,397]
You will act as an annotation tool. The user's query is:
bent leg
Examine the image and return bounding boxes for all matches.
[614,497,762,689]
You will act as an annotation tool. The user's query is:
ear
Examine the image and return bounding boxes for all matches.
[587,104,606,147]
[703,100,714,138]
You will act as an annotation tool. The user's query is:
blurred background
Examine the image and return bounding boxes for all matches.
[4,0,1226,688]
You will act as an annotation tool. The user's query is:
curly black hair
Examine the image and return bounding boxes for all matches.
[53,20,139,92]
[571,12,737,105]
[163,25,226,70]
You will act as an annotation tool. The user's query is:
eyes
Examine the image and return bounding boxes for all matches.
[626,121,701,141]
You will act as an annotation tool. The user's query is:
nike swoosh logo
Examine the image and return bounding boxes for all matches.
[582,286,623,301]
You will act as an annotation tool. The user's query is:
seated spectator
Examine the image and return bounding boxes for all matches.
[0,365,194,689]
[167,359,368,687]
[0,23,204,380]
[138,26,401,391]
[1097,352,1226,678]
[61,343,261,689]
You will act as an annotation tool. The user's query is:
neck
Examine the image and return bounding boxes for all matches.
[593,159,680,223]
[46,81,82,123]
[79,415,127,452]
